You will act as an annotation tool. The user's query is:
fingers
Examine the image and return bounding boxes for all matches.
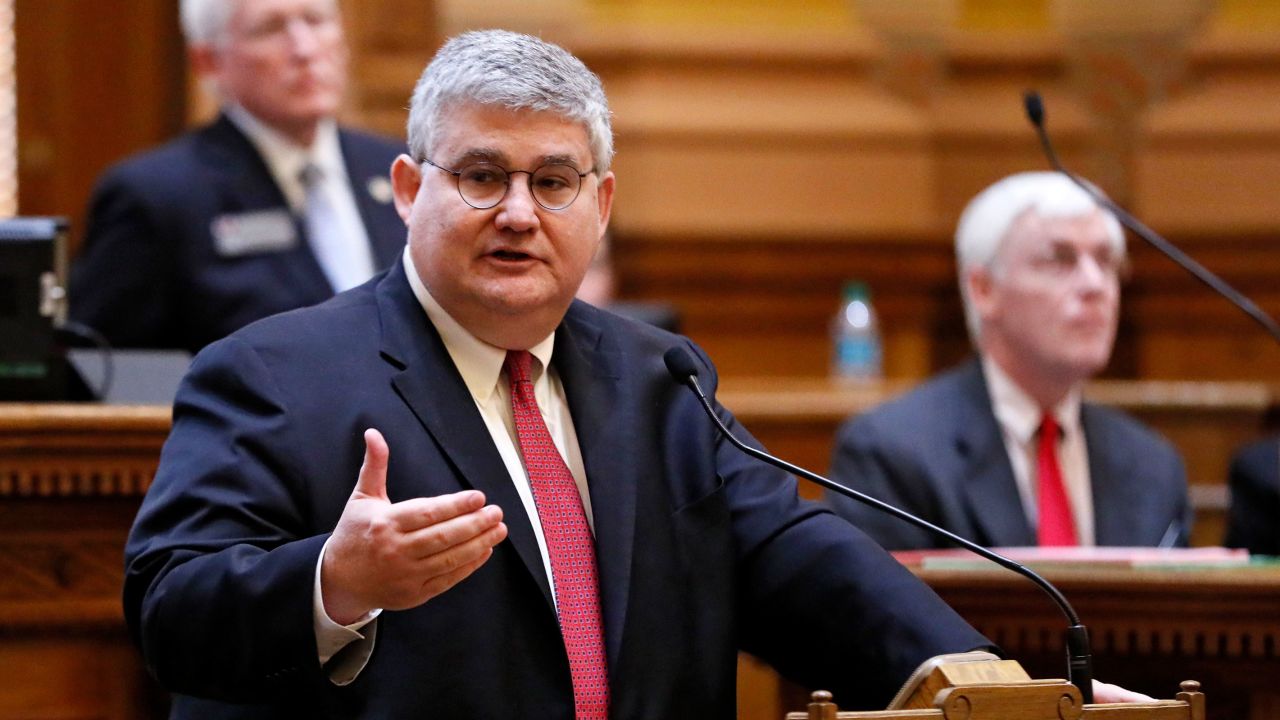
[387,489,488,533]
[418,545,501,601]
[1091,680,1156,704]
[353,428,390,500]
[401,504,505,560]
[415,522,509,603]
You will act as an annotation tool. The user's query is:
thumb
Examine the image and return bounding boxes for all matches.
[353,428,390,500]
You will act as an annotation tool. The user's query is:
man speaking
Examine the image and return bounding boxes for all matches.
[123,30,1156,719]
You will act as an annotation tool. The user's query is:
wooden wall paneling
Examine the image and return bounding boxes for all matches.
[574,29,938,241]
[1122,239,1280,380]
[616,235,961,378]
[932,35,1106,222]
[341,0,439,140]
[15,0,185,254]
[1134,26,1280,237]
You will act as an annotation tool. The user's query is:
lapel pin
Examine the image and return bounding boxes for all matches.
[367,176,394,204]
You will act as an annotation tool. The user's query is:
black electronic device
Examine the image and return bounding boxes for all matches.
[0,217,90,401]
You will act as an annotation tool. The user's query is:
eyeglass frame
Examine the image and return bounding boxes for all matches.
[419,156,598,211]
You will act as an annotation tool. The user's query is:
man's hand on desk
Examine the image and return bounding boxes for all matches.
[1093,679,1156,704]
[321,428,509,625]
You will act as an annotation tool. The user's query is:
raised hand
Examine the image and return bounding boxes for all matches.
[320,428,508,624]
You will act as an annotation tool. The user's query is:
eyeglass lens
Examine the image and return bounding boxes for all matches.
[456,163,583,210]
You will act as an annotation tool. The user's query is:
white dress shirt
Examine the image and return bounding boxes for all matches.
[312,247,594,682]
[223,105,376,291]
[981,357,1096,546]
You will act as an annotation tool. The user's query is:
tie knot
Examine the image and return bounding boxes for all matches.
[299,162,323,188]
[1040,413,1060,441]
[505,350,534,387]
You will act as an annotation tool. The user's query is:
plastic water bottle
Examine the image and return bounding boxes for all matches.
[831,281,882,381]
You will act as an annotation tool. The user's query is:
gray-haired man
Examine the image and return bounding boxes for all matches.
[71,0,405,353]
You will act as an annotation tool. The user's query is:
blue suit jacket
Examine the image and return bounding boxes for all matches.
[826,359,1191,550]
[1225,437,1279,555]
[123,262,989,719]
[70,114,406,354]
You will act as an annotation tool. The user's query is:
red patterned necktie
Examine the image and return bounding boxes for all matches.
[505,350,609,719]
[1037,413,1078,546]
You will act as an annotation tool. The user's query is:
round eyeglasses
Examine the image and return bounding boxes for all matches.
[421,157,596,211]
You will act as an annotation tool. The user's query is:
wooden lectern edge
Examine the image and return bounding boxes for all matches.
[786,659,1205,720]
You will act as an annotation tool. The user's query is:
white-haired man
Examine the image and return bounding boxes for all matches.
[827,172,1190,551]
[70,0,405,354]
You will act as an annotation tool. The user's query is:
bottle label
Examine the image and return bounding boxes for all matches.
[834,336,882,377]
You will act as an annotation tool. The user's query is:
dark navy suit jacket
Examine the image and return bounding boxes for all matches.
[123,262,989,719]
[70,114,406,354]
[1225,437,1279,555]
[826,359,1191,550]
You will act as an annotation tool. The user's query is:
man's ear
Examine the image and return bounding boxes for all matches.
[188,44,219,79]
[965,265,998,323]
[595,170,615,231]
[389,155,421,223]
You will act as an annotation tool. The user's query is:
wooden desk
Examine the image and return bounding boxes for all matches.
[719,377,1278,546]
[2,401,1276,720]
[912,563,1280,720]
[0,404,167,720]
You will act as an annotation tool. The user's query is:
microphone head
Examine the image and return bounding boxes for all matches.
[663,346,700,384]
[1023,90,1045,128]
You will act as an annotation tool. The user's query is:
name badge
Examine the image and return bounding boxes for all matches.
[211,209,299,257]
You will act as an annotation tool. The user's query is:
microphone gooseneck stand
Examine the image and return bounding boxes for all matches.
[1022,90,1280,345]
[662,347,1096,704]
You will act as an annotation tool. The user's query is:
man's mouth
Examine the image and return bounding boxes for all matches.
[491,249,532,261]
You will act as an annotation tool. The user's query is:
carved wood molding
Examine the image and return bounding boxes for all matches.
[0,404,169,498]
[919,567,1280,662]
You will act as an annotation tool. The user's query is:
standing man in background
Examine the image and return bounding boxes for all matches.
[70,0,405,354]
[827,172,1191,550]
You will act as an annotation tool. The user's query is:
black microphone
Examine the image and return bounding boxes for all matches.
[663,346,1096,704]
[1023,90,1280,344]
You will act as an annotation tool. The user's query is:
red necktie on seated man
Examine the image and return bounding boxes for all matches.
[1037,413,1078,546]
[505,350,609,719]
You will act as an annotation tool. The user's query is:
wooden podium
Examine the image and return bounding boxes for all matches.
[787,655,1205,720]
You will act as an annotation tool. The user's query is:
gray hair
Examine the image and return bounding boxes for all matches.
[406,30,614,174]
[179,0,238,45]
[179,0,340,46]
[955,171,1125,341]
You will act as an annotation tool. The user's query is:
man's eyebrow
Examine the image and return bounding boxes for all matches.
[448,148,508,166]
[540,153,581,167]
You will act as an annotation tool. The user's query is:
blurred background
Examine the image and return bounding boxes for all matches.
[15,0,1280,383]
[4,2,1280,717]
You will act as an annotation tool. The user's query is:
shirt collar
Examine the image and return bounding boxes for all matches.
[402,246,555,405]
[981,355,1082,443]
[223,104,342,210]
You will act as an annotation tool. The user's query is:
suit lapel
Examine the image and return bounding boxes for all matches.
[198,115,334,304]
[338,129,405,268]
[374,265,554,610]
[1083,405,1136,545]
[553,305,633,668]
[954,361,1036,547]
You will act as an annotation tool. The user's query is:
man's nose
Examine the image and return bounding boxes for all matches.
[286,17,322,57]
[1074,253,1113,293]
[495,175,540,233]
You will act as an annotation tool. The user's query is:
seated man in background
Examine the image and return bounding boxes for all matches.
[70,0,406,354]
[826,172,1190,550]
[1225,436,1279,555]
